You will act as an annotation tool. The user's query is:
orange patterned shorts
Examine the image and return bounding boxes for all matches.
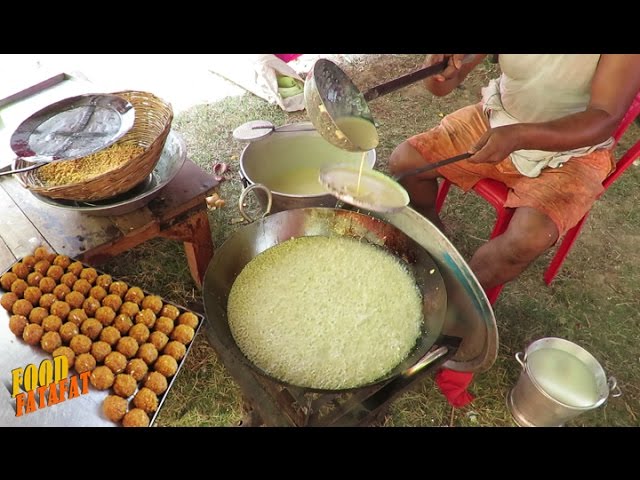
[407,103,616,236]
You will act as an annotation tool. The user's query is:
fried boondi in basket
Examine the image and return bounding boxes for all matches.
[35,143,145,187]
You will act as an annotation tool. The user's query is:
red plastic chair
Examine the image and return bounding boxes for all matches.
[436,92,640,304]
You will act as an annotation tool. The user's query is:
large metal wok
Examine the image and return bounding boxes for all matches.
[203,206,450,392]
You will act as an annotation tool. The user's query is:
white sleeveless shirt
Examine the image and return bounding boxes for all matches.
[481,54,614,177]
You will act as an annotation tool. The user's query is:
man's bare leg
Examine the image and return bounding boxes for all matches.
[470,207,559,290]
[389,141,445,231]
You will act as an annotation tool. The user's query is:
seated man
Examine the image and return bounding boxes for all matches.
[389,54,640,291]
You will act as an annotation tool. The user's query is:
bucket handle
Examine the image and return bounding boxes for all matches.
[608,377,622,398]
[515,351,526,369]
[238,183,273,223]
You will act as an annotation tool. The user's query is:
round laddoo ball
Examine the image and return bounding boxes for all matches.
[135,309,156,328]
[154,355,178,377]
[59,272,77,288]
[53,255,71,270]
[27,271,44,287]
[11,279,29,297]
[52,346,75,369]
[141,295,163,315]
[91,341,112,363]
[29,307,49,325]
[22,255,37,269]
[103,395,127,422]
[119,301,140,318]
[177,312,199,329]
[34,246,50,261]
[100,326,121,346]
[128,323,150,345]
[50,300,70,320]
[46,265,64,282]
[154,316,174,336]
[159,304,180,321]
[12,299,33,317]
[39,293,57,309]
[69,334,92,355]
[79,267,98,285]
[144,371,168,395]
[23,286,42,306]
[52,284,71,301]
[171,324,195,345]
[65,291,85,310]
[1,292,18,312]
[89,285,107,302]
[124,287,145,305]
[40,331,62,353]
[80,318,103,340]
[11,262,30,280]
[109,281,129,298]
[148,331,169,351]
[67,261,84,277]
[23,324,44,346]
[102,294,122,312]
[90,365,114,390]
[9,315,28,337]
[163,341,186,361]
[95,306,116,326]
[38,277,56,294]
[67,308,88,326]
[113,314,133,335]
[116,336,139,359]
[42,315,62,332]
[1,272,18,290]
[133,387,158,414]
[122,408,149,427]
[73,279,92,296]
[95,274,112,289]
[104,351,127,374]
[60,322,79,343]
[82,297,101,317]
[75,353,97,374]
[33,260,51,276]
[137,343,158,366]
[125,358,148,382]
[45,252,57,264]
[113,374,138,398]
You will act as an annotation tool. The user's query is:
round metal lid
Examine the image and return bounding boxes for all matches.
[232,120,275,142]
[10,93,135,161]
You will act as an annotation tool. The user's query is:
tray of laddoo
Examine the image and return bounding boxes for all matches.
[0,245,202,427]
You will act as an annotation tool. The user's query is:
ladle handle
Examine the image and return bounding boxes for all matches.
[363,60,448,102]
[0,161,48,177]
[363,54,477,102]
[393,152,473,181]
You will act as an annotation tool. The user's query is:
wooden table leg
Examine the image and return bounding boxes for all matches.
[161,209,214,288]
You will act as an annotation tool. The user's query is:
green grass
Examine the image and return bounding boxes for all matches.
[101,55,640,427]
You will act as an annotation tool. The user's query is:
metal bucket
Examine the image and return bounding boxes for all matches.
[508,337,622,427]
[238,122,375,217]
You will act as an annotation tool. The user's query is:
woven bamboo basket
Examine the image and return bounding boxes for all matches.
[16,90,173,202]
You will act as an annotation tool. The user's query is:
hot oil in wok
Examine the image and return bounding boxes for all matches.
[227,235,423,390]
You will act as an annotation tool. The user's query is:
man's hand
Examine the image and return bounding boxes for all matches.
[468,125,521,164]
[424,54,468,82]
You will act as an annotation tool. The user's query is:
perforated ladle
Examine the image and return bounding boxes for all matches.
[305,55,476,152]
[319,151,473,213]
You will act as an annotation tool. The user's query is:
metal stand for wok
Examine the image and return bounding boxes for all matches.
[231,335,461,427]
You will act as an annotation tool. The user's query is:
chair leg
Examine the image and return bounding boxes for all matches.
[436,179,451,214]
[485,285,504,305]
[544,214,589,285]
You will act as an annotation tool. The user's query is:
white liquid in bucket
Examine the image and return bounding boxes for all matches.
[527,348,599,408]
